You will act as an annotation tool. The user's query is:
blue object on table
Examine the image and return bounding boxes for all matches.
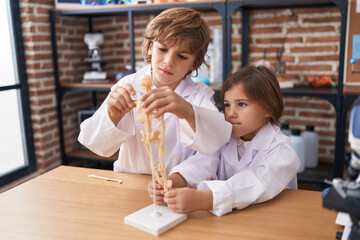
[321,187,330,199]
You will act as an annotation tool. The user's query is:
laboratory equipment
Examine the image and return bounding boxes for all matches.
[323,95,360,240]
[82,32,107,83]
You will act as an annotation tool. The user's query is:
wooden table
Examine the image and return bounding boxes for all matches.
[0,166,341,239]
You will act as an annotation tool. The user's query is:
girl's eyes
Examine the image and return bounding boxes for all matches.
[223,102,246,107]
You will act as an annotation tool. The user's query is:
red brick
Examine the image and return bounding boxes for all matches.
[249,27,282,34]
[286,65,332,71]
[252,15,297,25]
[287,26,335,34]
[290,45,338,53]
[303,16,341,24]
[299,55,339,62]
[256,37,302,44]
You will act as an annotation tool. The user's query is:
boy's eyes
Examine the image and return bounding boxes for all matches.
[178,54,187,60]
[157,47,188,60]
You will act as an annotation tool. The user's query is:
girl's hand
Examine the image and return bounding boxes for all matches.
[139,86,196,131]
[164,188,213,213]
[107,84,136,125]
[147,180,166,205]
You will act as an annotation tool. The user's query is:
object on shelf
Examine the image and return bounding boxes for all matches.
[209,28,223,86]
[350,58,360,74]
[191,63,210,85]
[54,0,119,8]
[115,71,131,82]
[305,75,334,88]
[78,109,96,149]
[82,79,110,83]
[255,48,294,88]
[83,33,107,82]
[301,125,319,168]
[290,128,305,173]
[281,123,291,136]
[274,38,286,80]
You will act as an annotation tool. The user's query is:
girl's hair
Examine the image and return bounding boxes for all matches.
[141,7,210,71]
[221,65,284,125]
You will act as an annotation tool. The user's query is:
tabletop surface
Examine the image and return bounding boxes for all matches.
[0,166,341,240]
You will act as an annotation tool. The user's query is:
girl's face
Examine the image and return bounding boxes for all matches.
[223,83,270,141]
[148,40,197,90]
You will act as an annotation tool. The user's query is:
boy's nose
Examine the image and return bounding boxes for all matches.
[164,54,175,67]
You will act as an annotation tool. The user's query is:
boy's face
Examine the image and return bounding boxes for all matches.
[148,40,197,90]
[223,83,270,141]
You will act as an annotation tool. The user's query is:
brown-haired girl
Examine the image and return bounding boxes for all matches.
[150,65,300,216]
[79,8,231,174]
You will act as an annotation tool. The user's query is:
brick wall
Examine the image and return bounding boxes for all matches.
[20,0,59,169]
[19,1,348,170]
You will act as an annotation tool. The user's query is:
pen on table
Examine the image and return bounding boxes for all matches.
[88,174,122,184]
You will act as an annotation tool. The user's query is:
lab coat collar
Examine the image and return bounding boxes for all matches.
[224,122,275,170]
[173,76,198,97]
[247,122,275,151]
[223,137,240,166]
[132,65,198,122]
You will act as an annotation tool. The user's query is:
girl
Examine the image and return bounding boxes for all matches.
[149,65,300,216]
[78,8,231,174]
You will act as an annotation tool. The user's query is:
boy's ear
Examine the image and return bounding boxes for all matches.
[192,62,201,72]
[148,42,153,55]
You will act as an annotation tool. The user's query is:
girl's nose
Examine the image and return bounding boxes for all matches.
[227,107,237,118]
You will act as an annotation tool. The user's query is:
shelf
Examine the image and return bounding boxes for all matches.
[281,87,339,107]
[228,0,341,9]
[66,148,118,162]
[297,163,333,187]
[344,85,360,95]
[60,82,115,92]
[51,1,226,17]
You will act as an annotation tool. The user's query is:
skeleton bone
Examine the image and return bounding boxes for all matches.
[136,75,172,192]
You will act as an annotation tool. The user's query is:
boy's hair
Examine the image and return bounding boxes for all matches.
[221,65,284,125]
[141,7,210,71]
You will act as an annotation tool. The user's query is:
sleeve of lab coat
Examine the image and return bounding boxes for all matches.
[178,86,232,156]
[78,87,136,157]
[198,144,300,216]
[169,150,222,188]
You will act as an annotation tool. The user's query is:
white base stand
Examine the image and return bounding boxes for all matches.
[124,204,187,236]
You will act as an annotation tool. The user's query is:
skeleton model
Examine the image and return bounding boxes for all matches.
[136,75,172,194]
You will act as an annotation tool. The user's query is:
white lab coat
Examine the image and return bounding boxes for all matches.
[78,65,232,174]
[170,122,300,216]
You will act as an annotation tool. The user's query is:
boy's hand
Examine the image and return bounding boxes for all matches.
[107,84,136,125]
[139,86,196,131]
[147,180,166,205]
[164,188,213,214]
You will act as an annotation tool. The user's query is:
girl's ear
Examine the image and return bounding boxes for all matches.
[264,111,272,118]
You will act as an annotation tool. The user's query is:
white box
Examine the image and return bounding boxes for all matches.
[124,204,187,236]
